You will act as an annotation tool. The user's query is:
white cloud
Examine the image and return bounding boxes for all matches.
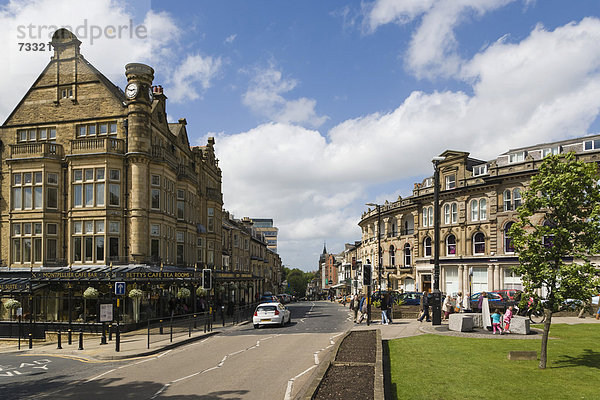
[365,0,517,79]
[242,65,328,128]
[224,33,237,44]
[0,0,221,119]
[167,53,222,102]
[218,17,600,269]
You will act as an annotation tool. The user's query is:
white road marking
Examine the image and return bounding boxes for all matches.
[86,368,116,382]
[150,334,280,398]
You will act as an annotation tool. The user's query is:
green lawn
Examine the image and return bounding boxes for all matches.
[387,324,600,400]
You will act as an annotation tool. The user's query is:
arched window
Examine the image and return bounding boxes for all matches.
[404,243,411,266]
[471,199,479,221]
[503,189,512,211]
[473,232,485,254]
[513,188,522,208]
[504,222,515,253]
[479,199,487,220]
[389,245,395,266]
[451,203,458,223]
[446,234,456,256]
[424,237,432,257]
[444,204,451,224]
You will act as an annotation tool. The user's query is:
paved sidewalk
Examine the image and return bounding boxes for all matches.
[348,308,600,340]
[0,320,251,361]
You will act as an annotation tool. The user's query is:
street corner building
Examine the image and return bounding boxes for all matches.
[337,139,600,299]
[0,29,282,332]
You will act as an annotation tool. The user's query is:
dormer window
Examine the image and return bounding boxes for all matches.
[584,139,600,151]
[542,146,560,157]
[445,174,456,190]
[472,164,488,176]
[423,178,433,188]
[509,151,526,163]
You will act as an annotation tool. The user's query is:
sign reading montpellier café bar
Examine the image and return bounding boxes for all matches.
[30,268,202,282]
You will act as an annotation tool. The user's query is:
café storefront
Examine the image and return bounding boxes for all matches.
[0,265,261,335]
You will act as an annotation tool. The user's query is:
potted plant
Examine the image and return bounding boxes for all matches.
[196,287,206,297]
[4,299,21,320]
[129,288,144,323]
[177,288,191,299]
[83,287,99,322]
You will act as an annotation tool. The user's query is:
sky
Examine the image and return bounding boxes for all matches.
[2,0,600,271]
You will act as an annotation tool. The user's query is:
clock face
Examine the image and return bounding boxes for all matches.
[148,86,154,102]
[125,83,139,99]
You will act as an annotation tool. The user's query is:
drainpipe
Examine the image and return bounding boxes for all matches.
[123,119,129,264]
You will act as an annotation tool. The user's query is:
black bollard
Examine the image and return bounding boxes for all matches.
[115,324,120,352]
[68,329,72,345]
[78,329,83,350]
[193,314,197,329]
[159,319,163,335]
[57,330,62,349]
[101,323,107,345]
[108,324,113,341]
[28,333,33,349]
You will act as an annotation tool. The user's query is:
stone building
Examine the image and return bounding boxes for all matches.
[359,134,600,296]
[1,29,223,270]
[0,29,282,326]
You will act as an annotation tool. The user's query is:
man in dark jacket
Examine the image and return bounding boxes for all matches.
[417,290,431,322]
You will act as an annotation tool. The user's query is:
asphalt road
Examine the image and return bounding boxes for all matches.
[0,301,353,400]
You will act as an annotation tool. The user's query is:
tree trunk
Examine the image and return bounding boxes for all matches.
[539,308,553,369]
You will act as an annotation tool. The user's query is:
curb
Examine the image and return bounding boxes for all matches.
[298,329,384,400]
[297,330,350,400]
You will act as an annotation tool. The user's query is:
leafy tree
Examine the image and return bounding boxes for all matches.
[283,268,316,297]
[510,153,600,369]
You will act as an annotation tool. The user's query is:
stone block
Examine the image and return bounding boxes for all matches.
[510,316,530,335]
[449,314,473,332]
[470,313,483,328]
[508,351,537,360]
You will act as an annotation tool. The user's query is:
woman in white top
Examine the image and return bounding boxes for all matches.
[442,295,454,321]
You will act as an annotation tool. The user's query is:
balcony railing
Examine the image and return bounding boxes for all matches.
[71,137,124,154]
[206,187,222,203]
[151,145,178,168]
[177,164,199,184]
[10,142,64,159]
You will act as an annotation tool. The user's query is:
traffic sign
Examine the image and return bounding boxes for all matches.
[115,281,126,295]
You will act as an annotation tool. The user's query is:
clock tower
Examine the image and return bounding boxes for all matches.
[124,63,154,263]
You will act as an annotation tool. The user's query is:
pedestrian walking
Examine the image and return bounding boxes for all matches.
[455,292,463,313]
[477,292,486,313]
[503,306,514,334]
[491,309,503,334]
[351,295,359,323]
[380,293,390,325]
[357,295,367,324]
[442,294,453,321]
[417,291,430,322]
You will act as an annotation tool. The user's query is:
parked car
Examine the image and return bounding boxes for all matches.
[253,302,291,328]
[469,291,515,310]
[260,294,278,303]
[396,291,423,306]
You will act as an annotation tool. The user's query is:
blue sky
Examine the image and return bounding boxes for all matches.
[2,0,600,271]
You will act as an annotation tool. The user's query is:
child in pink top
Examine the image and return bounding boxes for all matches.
[503,306,514,334]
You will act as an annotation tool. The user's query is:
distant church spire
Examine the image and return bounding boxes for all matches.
[322,242,327,254]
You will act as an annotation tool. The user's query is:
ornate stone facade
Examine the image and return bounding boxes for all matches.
[358,136,600,296]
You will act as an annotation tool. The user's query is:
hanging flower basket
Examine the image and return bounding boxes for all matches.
[83,287,99,299]
[129,288,144,299]
[4,299,21,310]
[196,287,207,297]
[177,288,191,299]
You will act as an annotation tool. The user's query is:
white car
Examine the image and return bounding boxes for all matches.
[253,302,291,328]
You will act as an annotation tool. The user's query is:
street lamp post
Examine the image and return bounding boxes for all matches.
[365,203,382,294]
[431,156,445,326]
